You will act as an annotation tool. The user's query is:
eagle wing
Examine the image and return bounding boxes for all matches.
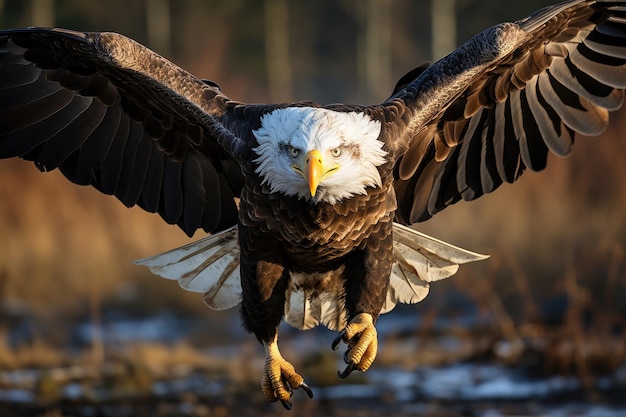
[389,0,626,224]
[0,28,252,236]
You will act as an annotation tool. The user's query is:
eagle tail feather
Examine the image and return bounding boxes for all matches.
[284,289,320,330]
[133,226,242,310]
[382,223,489,313]
[284,270,348,331]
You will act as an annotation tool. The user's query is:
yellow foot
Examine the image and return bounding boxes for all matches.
[332,312,378,378]
[262,336,313,410]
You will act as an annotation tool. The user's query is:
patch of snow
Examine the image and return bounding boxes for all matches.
[0,388,34,402]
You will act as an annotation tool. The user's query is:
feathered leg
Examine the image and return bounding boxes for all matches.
[239,248,313,408]
[332,222,393,378]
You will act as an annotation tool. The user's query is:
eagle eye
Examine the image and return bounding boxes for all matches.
[330,147,342,158]
[288,145,301,158]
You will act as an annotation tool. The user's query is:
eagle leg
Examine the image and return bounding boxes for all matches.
[332,312,378,378]
[262,333,313,409]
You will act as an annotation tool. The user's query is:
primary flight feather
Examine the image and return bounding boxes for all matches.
[1,0,625,409]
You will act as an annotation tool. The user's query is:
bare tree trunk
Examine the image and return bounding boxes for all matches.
[431,0,456,60]
[32,0,55,27]
[264,0,292,102]
[358,0,392,103]
[147,0,171,56]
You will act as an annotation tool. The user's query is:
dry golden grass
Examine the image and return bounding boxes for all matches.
[0,158,195,317]
[0,330,67,370]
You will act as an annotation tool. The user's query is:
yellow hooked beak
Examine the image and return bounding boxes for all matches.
[306,149,324,197]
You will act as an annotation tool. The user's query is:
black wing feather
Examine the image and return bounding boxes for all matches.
[161,158,184,225]
[37,98,109,170]
[1,93,88,158]
[71,105,122,185]
[139,149,165,213]
[97,113,130,196]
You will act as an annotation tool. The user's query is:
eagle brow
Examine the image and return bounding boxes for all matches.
[342,143,361,158]
[280,143,294,153]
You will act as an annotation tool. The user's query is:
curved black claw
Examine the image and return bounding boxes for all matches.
[301,382,314,399]
[332,330,346,351]
[278,382,313,409]
[337,362,355,379]
[280,399,293,410]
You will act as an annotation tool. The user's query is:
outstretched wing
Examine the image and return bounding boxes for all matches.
[0,28,252,236]
[389,0,626,224]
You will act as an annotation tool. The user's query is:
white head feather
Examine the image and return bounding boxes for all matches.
[252,107,387,204]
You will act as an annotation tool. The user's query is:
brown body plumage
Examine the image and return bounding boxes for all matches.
[238,157,396,341]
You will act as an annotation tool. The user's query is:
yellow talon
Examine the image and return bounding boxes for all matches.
[262,335,313,409]
[332,313,378,378]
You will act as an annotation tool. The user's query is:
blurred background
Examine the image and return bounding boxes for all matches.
[1,0,625,416]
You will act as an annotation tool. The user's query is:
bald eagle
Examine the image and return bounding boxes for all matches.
[1,0,625,409]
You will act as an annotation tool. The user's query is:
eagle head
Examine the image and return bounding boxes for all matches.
[252,107,387,204]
